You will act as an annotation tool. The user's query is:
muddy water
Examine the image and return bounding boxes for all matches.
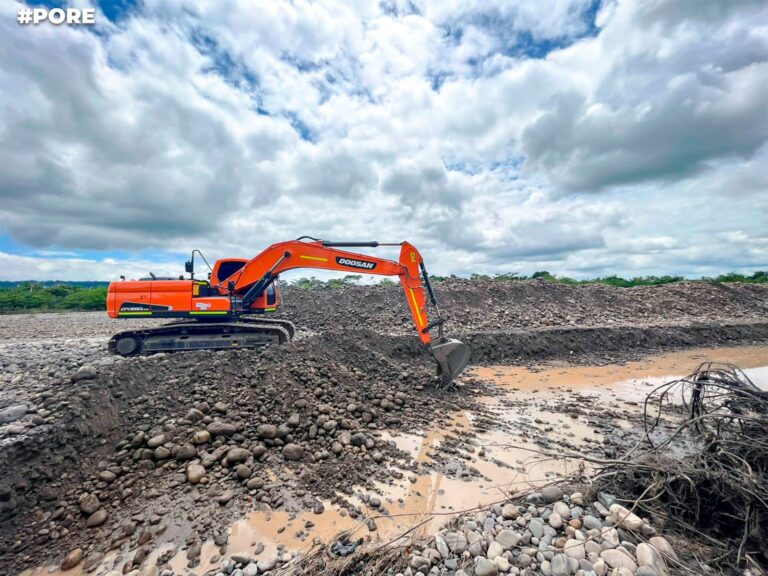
[22,345,768,576]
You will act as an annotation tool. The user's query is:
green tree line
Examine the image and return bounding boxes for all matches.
[0,283,108,313]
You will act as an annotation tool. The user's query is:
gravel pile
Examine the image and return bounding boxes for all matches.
[0,331,488,573]
[277,279,768,335]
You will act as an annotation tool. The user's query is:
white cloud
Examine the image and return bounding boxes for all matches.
[0,0,766,280]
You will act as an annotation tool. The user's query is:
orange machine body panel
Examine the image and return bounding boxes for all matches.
[107,272,281,319]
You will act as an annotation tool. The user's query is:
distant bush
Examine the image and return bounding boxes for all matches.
[0,283,107,313]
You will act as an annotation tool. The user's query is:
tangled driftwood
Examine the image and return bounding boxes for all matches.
[601,362,768,572]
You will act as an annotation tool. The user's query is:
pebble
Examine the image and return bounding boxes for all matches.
[60,548,83,570]
[600,549,637,572]
[648,536,677,560]
[501,504,519,520]
[542,486,564,503]
[636,543,667,576]
[551,553,569,576]
[282,443,304,461]
[496,529,520,550]
[256,555,278,572]
[192,430,210,444]
[187,463,205,484]
[86,509,108,528]
[549,512,564,529]
[487,541,503,559]
[564,539,585,560]
[475,557,499,576]
[609,504,644,531]
[71,365,97,382]
[0,404,28,424]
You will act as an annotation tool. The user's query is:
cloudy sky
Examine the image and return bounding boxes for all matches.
[0,0,767,281]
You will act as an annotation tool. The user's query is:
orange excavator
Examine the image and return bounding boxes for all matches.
[106,237,471,381]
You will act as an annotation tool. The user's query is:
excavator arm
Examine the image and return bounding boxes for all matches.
[219,238,470,380]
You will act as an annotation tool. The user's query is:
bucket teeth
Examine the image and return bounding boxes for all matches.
[431,338,471,381]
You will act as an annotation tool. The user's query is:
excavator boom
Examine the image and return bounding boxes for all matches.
[107,238,471,381]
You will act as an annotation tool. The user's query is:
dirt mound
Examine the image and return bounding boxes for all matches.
[0,331,488,573]
[277,279,768,335]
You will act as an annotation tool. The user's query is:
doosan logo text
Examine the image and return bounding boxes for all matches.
[336,257,376,270]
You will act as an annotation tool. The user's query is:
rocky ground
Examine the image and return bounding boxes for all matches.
[395,487,684,576]
[0,279,766,575]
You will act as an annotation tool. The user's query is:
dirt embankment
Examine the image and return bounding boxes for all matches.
[0,279,766,574]
[277,278,768,335]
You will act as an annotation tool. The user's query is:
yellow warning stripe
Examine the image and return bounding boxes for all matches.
[409,288,423,326]
[190,311,228,315]
[300,255,328,262]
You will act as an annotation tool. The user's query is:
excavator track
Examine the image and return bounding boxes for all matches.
[237,317,296,340]
[108,321,292,356]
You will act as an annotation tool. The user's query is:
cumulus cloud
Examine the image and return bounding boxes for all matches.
[0,0,766,280]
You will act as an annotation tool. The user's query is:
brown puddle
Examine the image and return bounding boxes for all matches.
[21,345,768,575]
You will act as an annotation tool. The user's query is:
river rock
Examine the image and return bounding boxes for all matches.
[496,529,520,550]
[475,557,499,576]
[636,542,667,575]
[98,470,117,483]
[564,539,585,560]
[501,504,519,519]
[207,421,236,436]
[226,447,250,464]
[0,404,28,424]
[79,493,100,515]
[282,443,303,461]
[549,512,564,529]
[257,424,278,439]
[257,555,278,572]
[235,464,251,479]
[192,430,210,444]
[71,365,96,382]
[86,509,108,527]
[350,432,367,446]
[487,541,503,559]
[60,548,83,570]
[609,504,644,531]
[600,549,637,572]
[529,518,544,538]
[542,486,564,503]
[173,443,197,460]
[187,463,205,484]
[551,553,569,576]
[147,434,166,448]
[649,536,678,560]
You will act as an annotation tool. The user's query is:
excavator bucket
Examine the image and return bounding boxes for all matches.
[431,338,471,381]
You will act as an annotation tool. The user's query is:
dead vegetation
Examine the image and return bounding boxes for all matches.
[599,363,768,573]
